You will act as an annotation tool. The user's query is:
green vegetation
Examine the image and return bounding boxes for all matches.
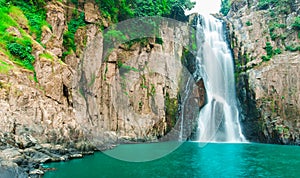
[10,0,49,43]
[275,124,289,138]
[292,16,300,30]
[133,0,194,17]
[148,84,156,96]
[61,9,86,59]
[7,41,35,70]
[63,11,86,57]
[0,1,37,72]
[257,0,294,42]
[262,42,282,61]
[245,21,252,26]
[265,42,273,56]
[220,0,231,16]
[140,74,147,89]
[104,30,128,47]
[94,0,134,23]
[261,42,282,61]
[1,0,195,77]
[285,45,300,52]
[117,59,139,73]
[134,1,171,17]
[121,64,139,72]
[257,0,271,10]
[255,1,299,55]
[155,37,163,45]
[93,0,195,23]
[165,92,179,133]
[88,73,96,87]
[273,48,282,54]
[66,0,195,61]
[0,0,51,77]
[39,52,54,60]
[0,60,12,74]
[138,100,143,110]
[258,0,291,14]
[283,126,289,138]
[269,22,287,40]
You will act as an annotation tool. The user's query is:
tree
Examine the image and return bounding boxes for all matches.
[220,0,230,16]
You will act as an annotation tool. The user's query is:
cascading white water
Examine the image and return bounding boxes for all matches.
[195,14,246,142]
[179,76,192,141]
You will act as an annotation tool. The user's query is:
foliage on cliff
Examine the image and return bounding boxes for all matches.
[63,11,86,58]
[227,0,300,144]
[63,0,195,58]
[0,0,195,72]
[261,0,300,53]
[93,0,195,22]
[220,0,231,16]
[0,0,49,74]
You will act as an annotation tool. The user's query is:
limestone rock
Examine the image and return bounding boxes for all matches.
[248,53,300,144]
[15,134,37,148]
[6,27,22,38]
[0,148,25,165]
[45,1,66,57]
[84,2,100,23]
[41,26,52,45]
[29,169,44,175]
[227,0,300,144]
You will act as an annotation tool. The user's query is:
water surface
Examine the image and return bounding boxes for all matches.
[44,142,300,178]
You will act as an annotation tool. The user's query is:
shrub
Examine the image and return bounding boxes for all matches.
[63,11,86,53]
[265,42,273,56]
[261,55,271,61]
[95,0,129,22]
[94,0,195,22]
[270,32,278,40]
[258,0,270,10]
[292,16,300,30]
[11,0,49,42]
[155,37,163,45]
[246,21,252,26]
[7,41,35,71]
[285,45,300,52]
[262,42,282,61]
[220,0,231,16]
[274,48,282,54]
[258,0,290,13]
[268,23,287,41]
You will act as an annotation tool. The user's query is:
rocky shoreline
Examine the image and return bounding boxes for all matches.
[0,133,96,177]
[0,133,173,177]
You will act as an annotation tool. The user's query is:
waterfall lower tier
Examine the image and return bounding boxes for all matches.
[195,14,246,142]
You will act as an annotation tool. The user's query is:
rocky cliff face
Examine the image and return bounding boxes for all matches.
[0,1,203,176]
[226,0,300,144]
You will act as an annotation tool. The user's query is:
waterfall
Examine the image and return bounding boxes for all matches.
[195,14,246,142]
[179,76,193,141]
